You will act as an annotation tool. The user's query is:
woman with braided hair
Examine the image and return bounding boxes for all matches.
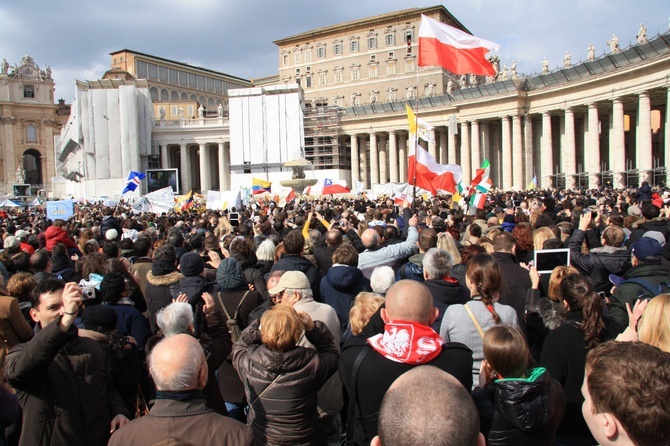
[440,253,518,388]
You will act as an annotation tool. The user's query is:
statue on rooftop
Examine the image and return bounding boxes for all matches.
[607,34,621,53]
[217,103,224,117]
[541,57,549,74]
[499,65,509,81]
[636,23,648,44]
[2,58,9,74]
[369,90,379,104]
[197,105,204,119]
[563,51,572,68]
[446,79,454,94]
[386,87,397,102]
[424,83,435,98]
[587,43,596,62]
[459,74,467,88]
[510,60,517,79]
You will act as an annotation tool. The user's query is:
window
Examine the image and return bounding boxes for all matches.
[368,65,378,78]
[26,125,37,142]
[368,36,377,49]
[178,70,187,86]
[23,85,35,98]
[334,69,343,83]
[160,89,169,101]
[386,62,396,76]
[188,73,197,88]
[136,61,148,78]
[388,51,394,58]
[283,53,289,66]
[306,76,312,88]
[318,72,327,86]
[181,92,188,101]
[333,42,343,56]
[295,68,301,74]
[294,50,301,64]
[370,54,376,61]
[159,66,168,82]
[171,106,178,116]
[405,57,415,72]
[148,63,158,80]
[306,66,311,73]
[351,66,360,81]
[305,48,312,62]
[386,33,395,46]
[113,58,117,64]
[150,87,158,101]
[317,46,326,59]
[350,40,359,53]
[169,69,178,84]
[171,91,179,101]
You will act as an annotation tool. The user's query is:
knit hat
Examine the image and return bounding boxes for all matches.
[627,205,642,217]
[642,231,666,247]
[3,236,19,250]
[105,229,118,240]
[216,257,246,291]
[83,305,118,332]
[180,252,205,276]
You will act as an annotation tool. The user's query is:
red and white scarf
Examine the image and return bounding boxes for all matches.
[367,320,444,364]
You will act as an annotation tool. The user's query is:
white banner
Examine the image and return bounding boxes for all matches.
[205,190,241,211]
[144,186,175,214]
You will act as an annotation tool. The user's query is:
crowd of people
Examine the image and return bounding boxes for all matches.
[1,184,670,446]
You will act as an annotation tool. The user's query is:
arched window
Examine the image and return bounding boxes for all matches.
[181,93,188,101]
[150,87,158,101]
[171,91,179,101]
[26,124,37,142]
[160,89,169,101]
[23,149,42,185]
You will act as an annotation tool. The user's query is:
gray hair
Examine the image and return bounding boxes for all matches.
[422,248,453,280]
[149,335,203,391]
[370,266,396,295]
[256,239,276,262]
[156,302,194,337]
[284,287,313,301]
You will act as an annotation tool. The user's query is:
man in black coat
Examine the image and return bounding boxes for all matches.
[491,232,532,334]
[339,280,473,445]
[421,247,469,332]
[271,229,321,301]
[5,278,130,446]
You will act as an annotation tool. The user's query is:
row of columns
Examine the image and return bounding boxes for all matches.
[350,88,669,191]
[159,142,231,193]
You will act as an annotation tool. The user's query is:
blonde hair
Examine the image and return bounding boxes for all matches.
[349,292,385,335]
[437,232,461,264]
[637,294,670,353]
[547,266,580,302]
[260,305,303,352]
[532,226,555,251]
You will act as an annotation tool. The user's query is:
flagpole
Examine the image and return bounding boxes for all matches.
[411,70,420,214]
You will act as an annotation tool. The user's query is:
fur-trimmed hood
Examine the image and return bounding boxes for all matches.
[146,270,184,286]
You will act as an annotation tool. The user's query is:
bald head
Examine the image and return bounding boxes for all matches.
[376,366,481,446]
[384,280,436,325]
[362,229,381,249]
[325,229,343,247]
[149,334,207,391]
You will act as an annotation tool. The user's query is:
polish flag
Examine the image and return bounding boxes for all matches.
[408,141,463,195]
[418,14,499,77]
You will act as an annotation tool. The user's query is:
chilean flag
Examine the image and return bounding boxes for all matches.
[322,179,350,195]
[408,142,462,195]
[418,14,499,76]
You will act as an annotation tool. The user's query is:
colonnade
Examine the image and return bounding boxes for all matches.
[159,141,230,193]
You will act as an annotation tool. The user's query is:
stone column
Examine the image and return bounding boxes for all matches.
[501,116,512,189]
[460,121,471,184]
[370,132,379,186]
[665,88,670,174]
[448,128,457,165]
[541,112,553,188]
[350,134,359,184]
[428,128,437,160]
[179,143,191,193]
[199,143,211,193]
[378,133,388,184]
[398,133,407,182]
[611,98,626,188]
[360,135,369,188]
[512,115,523,190]
[389,131,398,183]
[563,108,577,189]
[219,142,230,190]
[637,91,652,183]
[160,144,169,169]
[586,104,601,188]
[439,130,448,164]
[524,116,534,185]
[471,120,481,172]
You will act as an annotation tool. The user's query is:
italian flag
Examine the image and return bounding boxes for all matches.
[418,15,499,77]
[470,193,487,209]
[471,159,491,187]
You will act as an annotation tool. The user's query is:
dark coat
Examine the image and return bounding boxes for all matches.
[567,229,631,295]
[169,274,219,337]
[271,253,321,301]
[396,253,425,282]
[472,368,565,446]
[625,219,670,257]
[107,303,152,351]
[609,262,670,325]
[423,278,470,332]
[313,243,337,277]
[232,319,339,445]
[144,268,184,333]
[5,319,130,446]
[492,252,532,334]
[108,398,254,446]
[100,215,122,240]
[320,265,371,337]
[339,310,473,445]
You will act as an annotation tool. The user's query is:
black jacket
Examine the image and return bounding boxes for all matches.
[423,278,469,332]
[271,253,321,301]
[567,228,631,295]
[472,368,565,446]
[170,274,219,337]
[320,265,371,338]
[100,215,122,240]
[492,252,532,334]
[5,319,130,446]
[339,309,473,445]
[625,219,670,257]
[609,262,670,325]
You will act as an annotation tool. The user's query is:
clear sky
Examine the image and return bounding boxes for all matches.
[1,0,668,103]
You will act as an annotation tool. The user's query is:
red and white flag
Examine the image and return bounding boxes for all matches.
[408,141,462,195]
[322,179,350,195]
[418,14,499,76]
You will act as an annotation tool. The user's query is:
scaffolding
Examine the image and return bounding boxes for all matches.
[303,103,349,170]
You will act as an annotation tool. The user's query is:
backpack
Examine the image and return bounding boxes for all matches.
[619,278,670,300]
[216,290,250,342]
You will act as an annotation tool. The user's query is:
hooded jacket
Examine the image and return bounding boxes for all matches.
[44,226,78,251]
[144,260,184,333]
[396,252,425,282]
[609,262,670,326]
[472,368,565,446]
[320,265,371,337]
[567,228,631,295]
[271,253,321,301]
